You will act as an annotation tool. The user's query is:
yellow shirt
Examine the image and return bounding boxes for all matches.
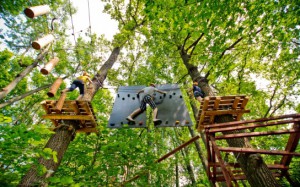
[77,75,89,83]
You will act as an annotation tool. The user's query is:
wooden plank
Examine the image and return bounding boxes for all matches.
[42,114,93,120]
[280,122,300,166]
[209,97,221,123]
[232,97,240,109]
[215,129,300,139]
[205,95,246,100]
[209,119,300,133]
[197,97,210,131]
[155,135,200,163]
[41,101,58,126]
[204,109,250,116]
[70,101,86,128]
[213,97,221,109]
[55,92,67,112]
[204,114,300,129]
[76,128,98,133]
[122,136,200,185]
[240,97,249,109]
[206,133,212,178]
[214,173,282,181]
[218,147,300,156]
[210,136,236,187]
[210,162,289,170]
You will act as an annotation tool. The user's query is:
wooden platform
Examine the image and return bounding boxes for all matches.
[205,113,300,186]
[41,100,98,133]
[197,95,250,132]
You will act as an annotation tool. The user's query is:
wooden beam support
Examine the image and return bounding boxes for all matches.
[280,122,300,166]
[232,97,240,109]
[41,101,58,126]
[210,136,237,187]
[42,114,93,120]
[204,113,300,129]
[218,147,300,156]
[155,135,200,163]
[214,172,282,181]
[204,109,250,116]
[122,136,200,186]
[215,129,300,140]
[76,128,97,133]
[237,96,248,122]
[198,97,210,131]
[209,119,300,133]
[209,162,289,170]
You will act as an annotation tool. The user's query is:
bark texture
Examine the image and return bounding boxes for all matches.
[19,122,74,186]
[181,50,280,186]
[19,47,122,186]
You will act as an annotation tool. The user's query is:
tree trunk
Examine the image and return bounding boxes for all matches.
[215,115,280,187]
[19,46,122,186]
[175,156,179,187]
[181,53,280,187]
[0,47,49,100]
[19,121,75,186]
[180,148,196,185]
[84,47,121,101]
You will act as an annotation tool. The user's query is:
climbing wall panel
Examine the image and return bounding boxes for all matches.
[108,84,193,128]
[155,84,192,128]
[108,85,147,128]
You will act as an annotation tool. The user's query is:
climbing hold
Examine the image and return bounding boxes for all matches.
[110,123,115,126]
[175,120,180,125]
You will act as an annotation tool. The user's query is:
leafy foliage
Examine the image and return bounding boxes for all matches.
[0,0,299,186]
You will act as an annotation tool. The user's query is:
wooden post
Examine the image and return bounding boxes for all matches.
[41,57,59,75]
[55,92,66,112]
[24,5,51,18]
[47,77,63,97]
[32,34,54,50]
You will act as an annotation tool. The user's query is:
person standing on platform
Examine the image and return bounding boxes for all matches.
[61,71,93,100]
[190,81,204,103]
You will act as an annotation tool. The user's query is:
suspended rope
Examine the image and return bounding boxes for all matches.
[67,0,83,79]
[86,0,95,72]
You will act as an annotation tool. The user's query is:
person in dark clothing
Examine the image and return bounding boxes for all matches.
[61,71,93,99]
[191,81,204,103]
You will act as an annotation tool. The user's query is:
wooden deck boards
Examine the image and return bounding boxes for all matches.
[41,100,98,133]
[197,95,250,132]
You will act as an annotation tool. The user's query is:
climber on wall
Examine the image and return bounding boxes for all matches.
[61,71,93,100]
[126,83,167,123]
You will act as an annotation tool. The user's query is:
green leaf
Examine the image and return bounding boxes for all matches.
[61,176,74,185]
